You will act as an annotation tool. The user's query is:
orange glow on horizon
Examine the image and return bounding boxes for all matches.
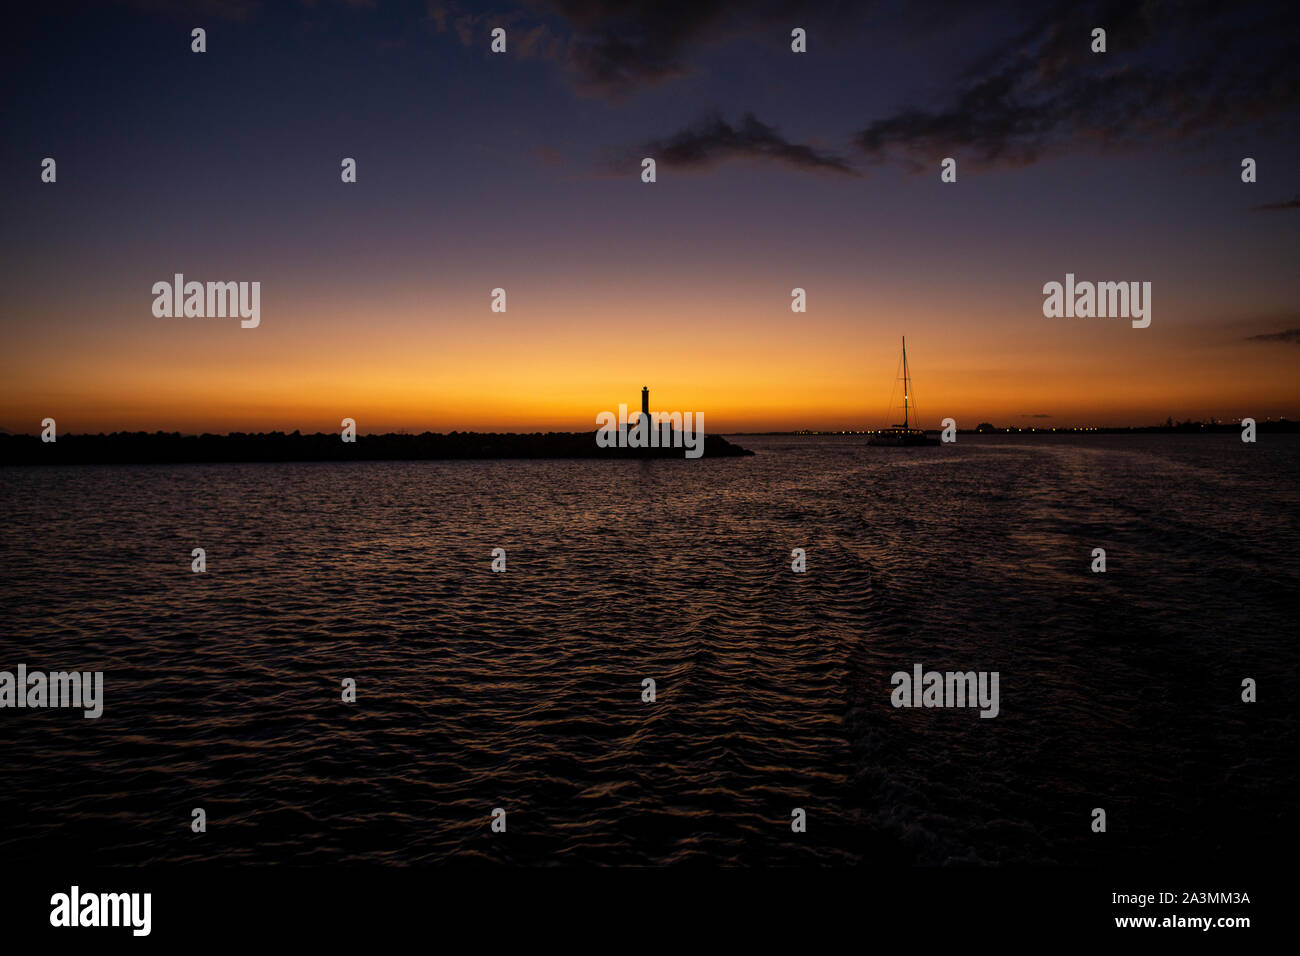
[3,294,1297,434]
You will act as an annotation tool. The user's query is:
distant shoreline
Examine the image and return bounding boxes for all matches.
[741,422,1299,436]
[0,431,753,465]
[4,424,1296,466]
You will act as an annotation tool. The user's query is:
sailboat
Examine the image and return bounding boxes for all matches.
[867,337,940,446]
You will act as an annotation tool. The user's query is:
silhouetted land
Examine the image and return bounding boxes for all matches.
[0,431,752,465]
[764,421,1299,436]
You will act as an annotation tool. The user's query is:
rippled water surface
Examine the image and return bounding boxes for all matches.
[2,435,1296,865]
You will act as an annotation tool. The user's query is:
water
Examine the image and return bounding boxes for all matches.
[1,435,1296,865]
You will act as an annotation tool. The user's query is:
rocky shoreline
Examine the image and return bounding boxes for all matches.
[0,430,754,465]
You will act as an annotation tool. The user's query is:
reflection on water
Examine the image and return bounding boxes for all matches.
[0,435,1296,865]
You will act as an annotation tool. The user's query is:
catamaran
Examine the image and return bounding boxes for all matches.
[867,337,940,446]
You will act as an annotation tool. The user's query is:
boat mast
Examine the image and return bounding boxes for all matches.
[902,336,909,430]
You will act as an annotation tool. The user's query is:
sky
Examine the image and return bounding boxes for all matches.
[2,0,1298,433]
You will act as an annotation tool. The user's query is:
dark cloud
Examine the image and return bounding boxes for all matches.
[541,0,825,97]
[425,0,1298,171]
[1252,197,1300,212]
[1246,329,1300,344]
[552,0,730,95]
[1021,413,1053,418]
[426,3,563,63]
[429,0,823,97]
[854,1,1300,170]
[539,0,1016,97]
[625,112,858,176]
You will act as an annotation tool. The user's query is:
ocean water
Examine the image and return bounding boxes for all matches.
[1,435,1296,866]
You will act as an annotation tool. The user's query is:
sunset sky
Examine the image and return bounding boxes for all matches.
[3,0,1298,433]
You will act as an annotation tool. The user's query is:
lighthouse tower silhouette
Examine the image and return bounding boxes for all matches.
[640,386,650,429]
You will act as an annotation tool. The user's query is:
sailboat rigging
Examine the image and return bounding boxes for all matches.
[867,337,940,446]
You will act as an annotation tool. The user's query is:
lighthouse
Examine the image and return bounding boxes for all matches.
[641,386,650,427]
